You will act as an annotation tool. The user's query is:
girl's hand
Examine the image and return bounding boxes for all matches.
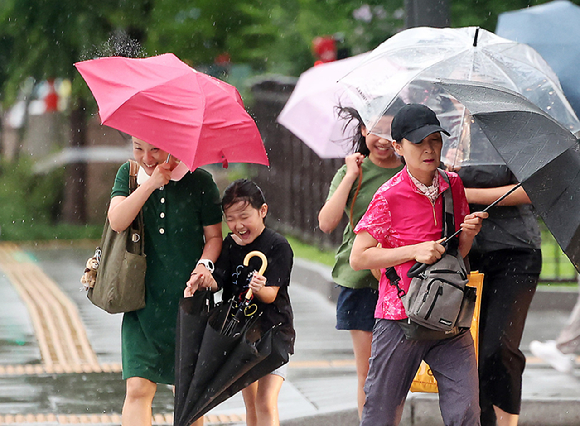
[344,153,365,179]
[413,240,446,264]
[460,211,488,238]
[248,272,267,294]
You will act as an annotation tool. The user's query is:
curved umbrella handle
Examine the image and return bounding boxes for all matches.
[242,251,268,299]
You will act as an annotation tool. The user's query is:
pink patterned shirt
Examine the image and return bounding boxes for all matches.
[354,167,470,320]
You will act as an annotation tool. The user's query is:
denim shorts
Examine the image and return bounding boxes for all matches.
[336,286,378,332]
[270,362,288,380]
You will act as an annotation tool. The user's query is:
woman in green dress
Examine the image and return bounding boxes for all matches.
[108,138,223,426]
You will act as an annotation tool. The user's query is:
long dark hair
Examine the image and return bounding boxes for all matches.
[222,179,267,213]
[336,105,369,156]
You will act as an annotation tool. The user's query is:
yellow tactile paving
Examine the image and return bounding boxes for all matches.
[0,243,246,425]
[0,363,122,376]
[0,242,99,370]
[0,413,244,425]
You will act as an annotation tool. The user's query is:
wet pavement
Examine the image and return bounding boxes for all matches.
[0,241,578,425]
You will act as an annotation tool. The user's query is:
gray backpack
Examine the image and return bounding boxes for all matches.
[402,251,471,332]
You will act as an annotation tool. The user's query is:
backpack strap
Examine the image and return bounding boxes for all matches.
[439,170,459,255]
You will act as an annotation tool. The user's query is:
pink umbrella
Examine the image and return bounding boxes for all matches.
[75,53,268,170]
[277,53,369,158]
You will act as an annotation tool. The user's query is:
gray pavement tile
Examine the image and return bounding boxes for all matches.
[0,272,40,365]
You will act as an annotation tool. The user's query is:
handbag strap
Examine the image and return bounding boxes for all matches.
[126,160,144,252]
[128,160,139,193]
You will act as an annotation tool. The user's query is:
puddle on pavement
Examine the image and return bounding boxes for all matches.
[0,373,174,414]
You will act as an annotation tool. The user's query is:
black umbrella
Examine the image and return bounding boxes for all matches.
[174,290,214,424]
[436,79,580,270]
[174,251,290,426]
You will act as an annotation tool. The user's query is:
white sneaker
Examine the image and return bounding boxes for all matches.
[530,340,575,374]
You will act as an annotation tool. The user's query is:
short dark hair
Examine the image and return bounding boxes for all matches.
[222,179,266,212]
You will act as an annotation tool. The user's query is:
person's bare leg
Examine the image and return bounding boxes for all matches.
[350,330,373,418]
[242,381,259,426]
[494,406,519,426]
[122,377,157,426]
[253,374,284,426]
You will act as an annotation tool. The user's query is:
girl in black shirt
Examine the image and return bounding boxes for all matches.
[186,179,294,426]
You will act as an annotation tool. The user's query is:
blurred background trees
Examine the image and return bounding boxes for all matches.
[0,0,577,236]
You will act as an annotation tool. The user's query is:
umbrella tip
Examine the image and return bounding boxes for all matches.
[473,27,480,47]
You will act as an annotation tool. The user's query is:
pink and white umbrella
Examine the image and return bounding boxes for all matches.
[277,53,369,158]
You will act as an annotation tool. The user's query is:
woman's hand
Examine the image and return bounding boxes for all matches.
[147,162,173,189]
[318,152,365,234]
[184,273,201,297]
[413,240,446,264]
[458,211,488,258]
[460,211,488,239]
[184,263,217,296]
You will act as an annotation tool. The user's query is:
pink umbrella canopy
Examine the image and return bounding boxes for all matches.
[75,53,269,170]
[277,53,370,158]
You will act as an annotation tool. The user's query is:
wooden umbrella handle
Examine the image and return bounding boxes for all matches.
[242,251,268,299]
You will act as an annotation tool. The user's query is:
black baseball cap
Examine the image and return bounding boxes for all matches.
[391,104,450,144]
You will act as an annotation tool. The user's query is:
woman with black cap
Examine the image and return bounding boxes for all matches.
[351,104,487,426]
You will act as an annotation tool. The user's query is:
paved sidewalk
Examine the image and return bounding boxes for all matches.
[0,242,578,425]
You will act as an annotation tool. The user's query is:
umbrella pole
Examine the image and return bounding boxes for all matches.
[443,182,523,243]
[408,182,525,277]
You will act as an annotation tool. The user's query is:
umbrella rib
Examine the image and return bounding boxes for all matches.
[101,72,193,122]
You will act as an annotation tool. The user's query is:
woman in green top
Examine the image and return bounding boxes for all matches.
[318,107,402,417]
[109,138,223,426]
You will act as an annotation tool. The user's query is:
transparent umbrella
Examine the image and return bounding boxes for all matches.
[340,26,580,168]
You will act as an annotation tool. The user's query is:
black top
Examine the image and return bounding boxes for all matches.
[214,228,295,353]
[458,165,541,253]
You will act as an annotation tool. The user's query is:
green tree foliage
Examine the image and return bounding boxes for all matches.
[1,0,580,101]
[451,0,580,31]
[260,0,404,75]
[0,0,150,105]
[144,0,277,70]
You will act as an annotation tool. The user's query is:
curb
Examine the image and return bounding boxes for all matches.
[279,396,580,426]
[405,394,580,426]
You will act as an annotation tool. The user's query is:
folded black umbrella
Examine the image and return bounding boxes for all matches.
[181,322,289,425]
[174,291,214,423]
[437,79,580,270]
[174,299,289,426]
